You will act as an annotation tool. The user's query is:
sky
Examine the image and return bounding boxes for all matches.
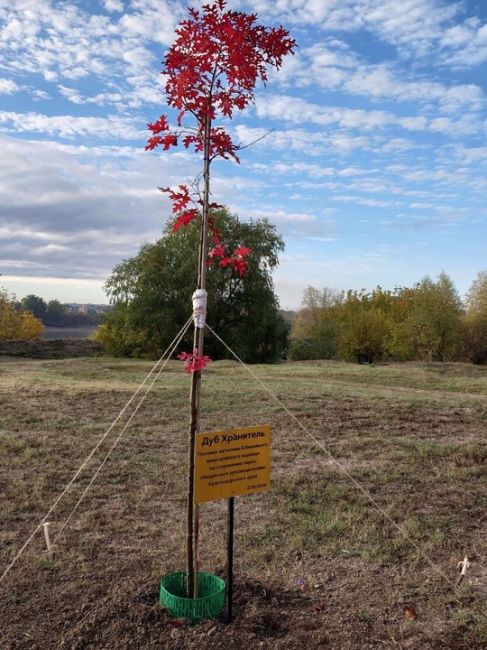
[0,0,486,309]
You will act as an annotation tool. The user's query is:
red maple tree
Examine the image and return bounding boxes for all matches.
[146,0,295,599]
[146,0,295,275]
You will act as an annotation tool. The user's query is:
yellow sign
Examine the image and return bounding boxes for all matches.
[194,425,271,504]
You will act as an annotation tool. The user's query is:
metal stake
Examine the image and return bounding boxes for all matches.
[226,497,235,624]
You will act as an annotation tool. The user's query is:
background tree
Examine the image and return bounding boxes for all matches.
[0,289,43,341]
[45,300,68,326]
[466,270,487,313]
[290,274,465,364]
[289,286,343,360]
[21,295,47,321]
[396,273,462,361]
[97,209,287,362]
[336,289,391,363]
[461,270,487,364]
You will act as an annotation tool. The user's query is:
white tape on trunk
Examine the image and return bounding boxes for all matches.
[192,289,208,328]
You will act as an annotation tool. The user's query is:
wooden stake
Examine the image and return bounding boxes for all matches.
[226,497,235,624]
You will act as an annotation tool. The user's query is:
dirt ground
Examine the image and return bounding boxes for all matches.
[0,357,486,649]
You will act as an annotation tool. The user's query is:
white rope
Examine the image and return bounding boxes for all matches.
[52,318,192,545]
[0,316,192,584]
[206,323,460,593]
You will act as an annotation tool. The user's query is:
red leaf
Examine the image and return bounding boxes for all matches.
[232,258,248,276]
[145,136,163,151]
[160,133,178,150]
[183,134,198,149]
[234,246,251,258]
[161,185,191,213]
[219,257,233,268]
[177,350,212,374]
[145,131,178,151]
[172,209,199,232]
[209,244,225,259]
[218,257,248,276]
[208,216,221,243]
[209,127,239,162]
[147,115,169,134]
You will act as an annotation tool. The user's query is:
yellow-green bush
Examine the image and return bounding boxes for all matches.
[0,290,43,341]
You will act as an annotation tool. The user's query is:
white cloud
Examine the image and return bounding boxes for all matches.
[453,147,487,164]
[102,0,124,12]
[440,17,487,67]
[0,0,178,112]
[332,194,395,207]
[58,85,124,106]
[0,78,20,94]
[0,110,143,139]
[256,95,395,130]
[363,0,460,57]
[378,138,417,153]
[240,207,336,241]
[288,41,485,114]
[256,93,485,137]
[272,162,335,178]
[0,133,201,279]
[243,0,486,70]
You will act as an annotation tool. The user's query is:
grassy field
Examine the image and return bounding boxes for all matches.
[0,357,486,649]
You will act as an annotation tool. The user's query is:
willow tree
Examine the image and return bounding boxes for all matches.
[146,0,295,596]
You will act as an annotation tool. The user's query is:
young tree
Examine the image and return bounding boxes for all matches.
[146,0,295,595]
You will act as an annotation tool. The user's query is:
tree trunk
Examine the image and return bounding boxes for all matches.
[186,115,212,598]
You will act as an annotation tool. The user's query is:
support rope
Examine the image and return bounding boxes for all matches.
[52,318,192,545]
[206,324,463,596]
[0,316,192,585]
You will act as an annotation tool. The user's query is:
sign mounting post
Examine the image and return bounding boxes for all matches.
[194,424,271,623]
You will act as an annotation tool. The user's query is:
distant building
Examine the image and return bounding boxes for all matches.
[65,303,111,315]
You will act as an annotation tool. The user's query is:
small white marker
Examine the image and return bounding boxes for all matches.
[456,555,470,584]
[42,522,52,553]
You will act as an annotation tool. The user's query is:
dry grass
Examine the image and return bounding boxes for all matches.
[0,357,486,649]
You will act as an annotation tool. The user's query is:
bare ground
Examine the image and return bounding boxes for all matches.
[0,357,486,649]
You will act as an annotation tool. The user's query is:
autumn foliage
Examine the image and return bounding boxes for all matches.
[178,350,212,374]
[0,290,43,341]
[146,0,295,276]
[289,273,480,364]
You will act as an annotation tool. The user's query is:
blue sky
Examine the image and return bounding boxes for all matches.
[0,0,486,309]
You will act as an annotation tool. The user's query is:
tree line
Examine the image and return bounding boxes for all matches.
[19,296,103,327]
[289,271,487,364]
[0,292,106,342]
[3,222,487,367]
